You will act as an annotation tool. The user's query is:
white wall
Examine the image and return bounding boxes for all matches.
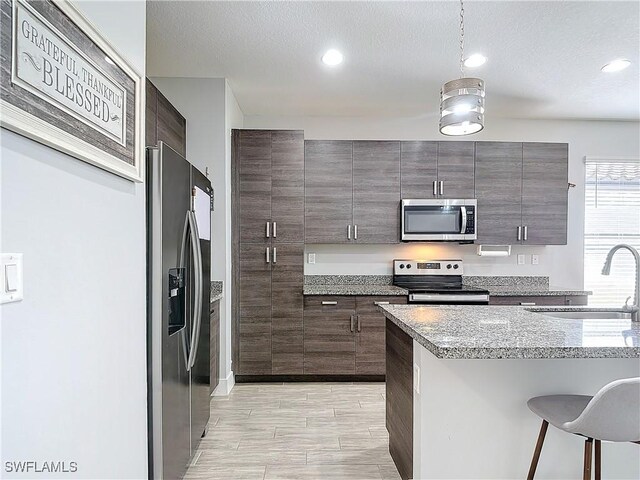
[0,1,148,478]
[149,77,243,393]
[223,82,244,390]
[244,115,640,289]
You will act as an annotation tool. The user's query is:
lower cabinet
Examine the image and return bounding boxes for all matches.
[303,295,407,376]
[489,295,588,306]
[303,296,356,374]
[210,300,220,394]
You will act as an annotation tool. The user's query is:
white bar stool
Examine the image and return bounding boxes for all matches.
[526,377,640,480]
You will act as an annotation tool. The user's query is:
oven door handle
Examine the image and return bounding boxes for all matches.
[460,206,467,234]
[409,293,489,303]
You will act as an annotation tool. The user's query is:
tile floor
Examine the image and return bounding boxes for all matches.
[185,382,401,480]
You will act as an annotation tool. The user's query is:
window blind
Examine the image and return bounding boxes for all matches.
[584,159,640,306]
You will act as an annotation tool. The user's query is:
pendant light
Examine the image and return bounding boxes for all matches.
[439,0,485,136]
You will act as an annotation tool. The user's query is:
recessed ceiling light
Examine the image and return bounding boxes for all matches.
[601,59,631,73]
[463,54,487,68]
[105,56,115,66]
[321,49,343,66]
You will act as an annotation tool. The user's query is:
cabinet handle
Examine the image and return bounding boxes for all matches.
[354,224,358,240]
[347,224,352,240]
[266,247,270,263]
[517,226,522,241]
[523,225,528,241]
[374,301,390,306]
[356,315,361,332]
[272,221,277,238]
[322,301,338,305]
[273,247,277,264]
[350,314,355,332]
[439,181,444,196]
[433,180,438,196]
[266,221,270,238]
[520,302,536,306]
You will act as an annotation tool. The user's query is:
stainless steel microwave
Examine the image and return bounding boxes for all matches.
[401,199,477,241]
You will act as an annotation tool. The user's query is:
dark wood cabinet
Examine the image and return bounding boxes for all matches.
[271,244,304,374]
[400,141,438,199]
[145,79,157,147]
[475,142,524,244]
[352,141,401,244]
[272,131,305,244]
[304,140,354,244]
[437,141,475,198]
[233,129,305,376]
[303,296,356,374]
[238,243,272,375]
[238,130,272,245]
[355,296,407,375]
[521,143,568,245]
[489,295,588,306]
[210,300,220,394]
[475,142,568,245]
[145,79,186,156]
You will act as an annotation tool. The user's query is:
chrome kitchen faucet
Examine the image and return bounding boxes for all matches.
[602,244,640,322]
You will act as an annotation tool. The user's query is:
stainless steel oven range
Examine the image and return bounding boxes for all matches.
[392,259,489,304]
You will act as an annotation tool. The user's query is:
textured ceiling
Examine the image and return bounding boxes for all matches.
[147,1,640,120]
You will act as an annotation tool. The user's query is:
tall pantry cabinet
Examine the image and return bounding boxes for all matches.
[232,130,305,376]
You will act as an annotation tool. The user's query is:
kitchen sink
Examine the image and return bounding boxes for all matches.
[538,311,633,320]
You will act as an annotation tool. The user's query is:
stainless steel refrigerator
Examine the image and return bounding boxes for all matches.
[147,142,212,480]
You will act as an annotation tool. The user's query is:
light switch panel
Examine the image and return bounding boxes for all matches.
[1,253,23,304]
[308,253,316,264]
[517,254,525,265]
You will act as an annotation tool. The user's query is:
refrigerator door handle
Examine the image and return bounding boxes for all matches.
[178,211,191,370]
[187,211,204,371]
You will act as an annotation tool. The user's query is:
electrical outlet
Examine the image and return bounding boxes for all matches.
[532,254,539,265]
[308,253,316,264]
[517,254,525,265]
[413,364,421,394]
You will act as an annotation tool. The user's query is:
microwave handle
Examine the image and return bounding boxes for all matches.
[460,206,467,234]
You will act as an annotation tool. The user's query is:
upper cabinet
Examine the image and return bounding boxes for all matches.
[436,142,475,198]
[400,141,437,198]
[305,140,401,244]
[145,79,186,156]
[521,143,568,245]
[352,141,401,243]
[304,140,354,244]
[235,130,305,245]
[400,141,474,199]
[475,142,568,245]
[475,142,524,245]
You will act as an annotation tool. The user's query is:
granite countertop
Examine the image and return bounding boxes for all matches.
[303,284,408,296]
[486,286,592,297]
[210,281,223,303]
[379,304,640,360]
[302,275,590,297]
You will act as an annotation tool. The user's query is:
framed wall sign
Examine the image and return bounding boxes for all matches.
[0,0,144,182]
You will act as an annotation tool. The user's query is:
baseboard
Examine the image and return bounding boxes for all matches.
[235,374,385,383]
[212,371,235,396]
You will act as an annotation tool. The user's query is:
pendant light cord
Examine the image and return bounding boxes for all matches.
[459,0,465,78]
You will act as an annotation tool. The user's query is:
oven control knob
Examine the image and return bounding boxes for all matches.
[446,264,452,269]
[399,264,405,269]
[406,264,412,269]
[453,264,459,270]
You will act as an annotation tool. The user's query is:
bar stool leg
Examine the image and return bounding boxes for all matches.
[584,438,594,480]
[527,420,549,480]
[594,440,601,480]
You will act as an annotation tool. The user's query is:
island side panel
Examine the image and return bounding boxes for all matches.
[386,319,413,480]
[412,344,640,480]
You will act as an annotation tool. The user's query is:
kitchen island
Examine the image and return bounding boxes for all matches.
[380,304,640,480]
